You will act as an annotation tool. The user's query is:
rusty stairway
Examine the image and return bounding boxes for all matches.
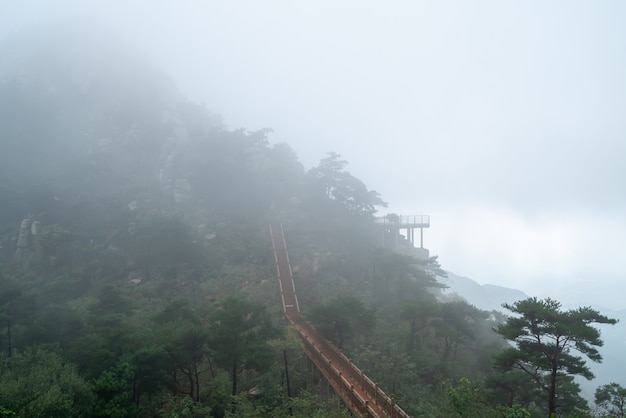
[269,224,411,418]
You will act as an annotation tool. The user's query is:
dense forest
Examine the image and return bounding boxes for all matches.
[0,26,622,418]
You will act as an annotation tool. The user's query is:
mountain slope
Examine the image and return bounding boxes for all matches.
[439,270,528,311]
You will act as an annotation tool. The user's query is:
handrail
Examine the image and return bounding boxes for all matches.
[270,224,411,418]
[375,215,430,226]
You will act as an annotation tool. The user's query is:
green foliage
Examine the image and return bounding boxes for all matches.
[0,405,17,418]
[36,224,71,254]
[553,375,589,416]
[158,394,213,418]
[0,280,24,355]
[400,297,502,385]
[494,297,617,417]
[153,299,210,401]
[307,152,386,218]
[595,382,626,417]
[307,295,375,349]
[369,249,446,318]
[483,369,540,411]
[20,302,84,349]
[0,344,95,418]
[432,301,490,362]
[351,338,419,401]
[446,377,482,417]
[285,390,352,418]
[128,343,170,400]
[71,285,137,378]
[401,298,441,351]
[209,296,282,395]
[0,273,48,355]
[498,404,531,418]
[92,362,136,418]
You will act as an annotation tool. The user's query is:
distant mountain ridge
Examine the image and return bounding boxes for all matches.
[438,271,528,312]
[439,270,626,401]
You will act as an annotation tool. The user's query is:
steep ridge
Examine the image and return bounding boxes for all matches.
[270,224,410,418]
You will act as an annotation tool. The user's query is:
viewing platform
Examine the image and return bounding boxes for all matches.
[375,214,430,250]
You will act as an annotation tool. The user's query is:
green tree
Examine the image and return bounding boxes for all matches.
[92,362,136,418]
[498,405,531,418]
[307,152,386,217]
[71,285,136,378]
[0,405,17,417]
[209,297,282,396]
[371,250,446,308]
[153,299,210,401]
[308,295,375,349]
[552,375,588,417]
[158,394,213,418]
[0,344,95,418]
[483,369,539,410]
[0,274,39,356]
[445,377,483,418]
[432,301,491,363]
[494,297,616,417]
[401,299,440,352]
[0,282,23,356]
[126,343,170,406]
[595,383,626,418]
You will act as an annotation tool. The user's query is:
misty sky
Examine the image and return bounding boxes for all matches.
[2,1,626,308]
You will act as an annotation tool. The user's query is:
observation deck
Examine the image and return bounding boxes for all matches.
[375,215,430,249]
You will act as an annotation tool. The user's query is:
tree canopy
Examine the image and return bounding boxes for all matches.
[306,152,386,218]
[494,297,617,417]
[307,295,375,349]
[595,382,626,418]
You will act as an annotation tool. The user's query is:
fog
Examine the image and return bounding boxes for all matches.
[2,1,626,308]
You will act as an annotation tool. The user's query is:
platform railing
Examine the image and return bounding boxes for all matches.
[375,215,430,226]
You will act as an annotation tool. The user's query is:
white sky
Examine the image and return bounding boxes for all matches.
[2,1,626,309]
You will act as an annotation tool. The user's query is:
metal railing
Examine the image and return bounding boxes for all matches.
[375,215,430,227]
[270,224,411,418]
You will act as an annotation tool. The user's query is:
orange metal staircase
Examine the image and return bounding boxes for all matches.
[270,224,411,418]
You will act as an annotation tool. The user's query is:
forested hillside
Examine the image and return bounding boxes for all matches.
[0,25,620,418]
